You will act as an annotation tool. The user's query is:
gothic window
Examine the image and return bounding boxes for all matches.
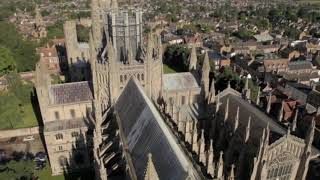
[141,74,144,81]
[70,109,75,118]
[55,133,63,140]
[54,111,60,120]
[71,131,79,138]
[58,146,63,151]
[59,156,67,167]
[124,75,127,81]
[181,96,186,105]
[120,75,123,83]
[137,74,140,80]
[169,97,174,105]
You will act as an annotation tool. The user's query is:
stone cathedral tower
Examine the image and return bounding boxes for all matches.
[90,0,163,114]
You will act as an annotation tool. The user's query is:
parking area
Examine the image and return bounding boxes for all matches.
[0,134,45,159]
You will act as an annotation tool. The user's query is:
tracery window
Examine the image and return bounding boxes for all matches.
[56,133,63,140]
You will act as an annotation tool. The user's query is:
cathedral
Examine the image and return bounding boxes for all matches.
[35,0,319,180]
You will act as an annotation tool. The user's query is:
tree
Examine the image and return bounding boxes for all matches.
[76,24,90,42]
[0,21,38,72]
[0,160,35,180]
[164,45,190,72]
[0,46,16,76]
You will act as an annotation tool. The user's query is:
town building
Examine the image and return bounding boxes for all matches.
[35,0,320,179]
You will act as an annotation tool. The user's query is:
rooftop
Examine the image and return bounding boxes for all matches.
[49,81,93,105]
[163,72,200,91]
[288,61,313,71]
[115,78,200,180]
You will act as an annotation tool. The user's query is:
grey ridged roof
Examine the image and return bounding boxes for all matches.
[49,81,93,105]
[115,78,199,180]
[163,72,200,91]
[288,61,313,70]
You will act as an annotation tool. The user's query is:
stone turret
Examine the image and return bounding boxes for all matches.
[144,154,160,180]
[292,108,298,132]
[110,0,118,9]
[278,101,284,122]
[215,92,220,113]
[208,78,216,104]
[91,0,103,48]
[199,129,206,165]
[217,151,224,179]
[201,51,210,99]
[266,93,272,114]
[192,121,199,154]
[256,86,261,106]
[207,140,215,177]
[229,164,235,180]
[243,76,251,101]
[189,46,197,71]
[224,98,230,122]
[185,120,192,145]
[245,116,251,143]
[234,107,239,133]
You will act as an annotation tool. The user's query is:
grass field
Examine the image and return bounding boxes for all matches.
[163,64,177,74]
[35,166,65,180]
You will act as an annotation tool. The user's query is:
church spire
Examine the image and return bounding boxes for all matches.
[144,153,160,180]
[189,46,197,71]
[245,116,251,143]
[207,139,215,177]
[234,106,239,133]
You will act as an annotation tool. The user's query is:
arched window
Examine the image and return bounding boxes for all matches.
[141,74,144,81]
[124,75,127,81]
[59,156,68,166]
[137,74,140,80]
[120,75,123,83]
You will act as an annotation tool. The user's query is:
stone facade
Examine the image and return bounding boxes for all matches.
[35,0,319,179]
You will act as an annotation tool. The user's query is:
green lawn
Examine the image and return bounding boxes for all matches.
[0,75,39,130]
[35,166,65,180]
[163,64,177,74]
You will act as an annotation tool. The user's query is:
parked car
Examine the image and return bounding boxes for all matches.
[35,161,46,170]
[34,152,46,162]
[23,135,35,142]
[7,137,17,144]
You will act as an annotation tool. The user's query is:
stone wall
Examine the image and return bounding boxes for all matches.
[0,126,41,139]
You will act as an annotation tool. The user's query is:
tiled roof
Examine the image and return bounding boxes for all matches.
[288,61,313,70]
[49,81,93,105]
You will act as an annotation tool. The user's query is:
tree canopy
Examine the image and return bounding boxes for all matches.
[0,46,16,76]
[0,22,38,72]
